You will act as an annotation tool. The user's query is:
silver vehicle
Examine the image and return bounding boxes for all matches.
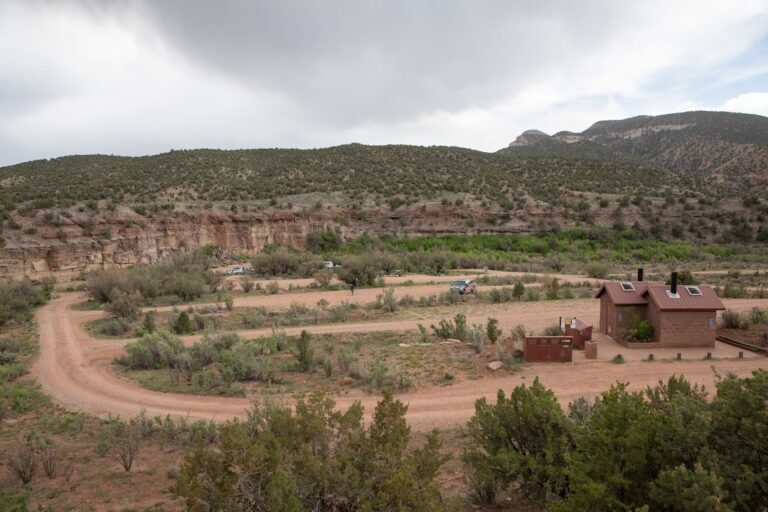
[450,279,476,294]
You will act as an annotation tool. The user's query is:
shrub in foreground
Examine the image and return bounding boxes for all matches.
[465,372,768,511]
[172,393,456,511]
[463,378,572,503]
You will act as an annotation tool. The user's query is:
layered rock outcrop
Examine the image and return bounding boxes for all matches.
[1,204,530,281]
[0,208,339,280]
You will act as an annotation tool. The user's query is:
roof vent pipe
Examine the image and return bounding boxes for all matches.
[637,268,644,282]
[670,271,678,295]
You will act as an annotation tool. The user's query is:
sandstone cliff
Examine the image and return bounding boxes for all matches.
[0,204,534,281]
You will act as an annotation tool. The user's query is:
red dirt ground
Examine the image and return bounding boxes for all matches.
[33,290,768,432]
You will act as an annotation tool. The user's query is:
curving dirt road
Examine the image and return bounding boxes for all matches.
[34,291,768,431]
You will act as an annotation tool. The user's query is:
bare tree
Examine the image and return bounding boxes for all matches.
[114,429,140,472]
[7,439,37,484]
[40,444,57,479]
[63,463,75,484]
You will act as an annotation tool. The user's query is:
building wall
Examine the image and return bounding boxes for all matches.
[654,304,717,348]
[600,295,621,336]
[599,295,646,338]
[600,295,610,334]
[647,300,662,343]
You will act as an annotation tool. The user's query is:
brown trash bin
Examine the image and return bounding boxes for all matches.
[584,341,598,360]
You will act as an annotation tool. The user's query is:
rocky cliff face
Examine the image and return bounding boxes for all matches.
[0,204,536,281]
[508,129,551,147]
[0,208,338,280]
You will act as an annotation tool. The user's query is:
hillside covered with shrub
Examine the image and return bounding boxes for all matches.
[1,111,767,278]
[1,145,708,211]
[502,111,768,192]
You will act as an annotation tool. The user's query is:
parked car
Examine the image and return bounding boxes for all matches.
[450,279,476,294]
[322,261,342,269]
[225,266,247,275]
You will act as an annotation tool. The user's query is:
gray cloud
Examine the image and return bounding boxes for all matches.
[138,1,627,125]
[1,0,767,166]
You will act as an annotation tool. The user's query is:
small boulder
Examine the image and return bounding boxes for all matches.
[341,376,354,386]
[487,360,503,371]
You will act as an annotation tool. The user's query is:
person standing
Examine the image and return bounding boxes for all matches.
[350,277,357,295]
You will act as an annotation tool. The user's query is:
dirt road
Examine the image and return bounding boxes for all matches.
[154,272,598,313]
[221,271,484,291]
[32,291,768,431]
[152,282,469,313]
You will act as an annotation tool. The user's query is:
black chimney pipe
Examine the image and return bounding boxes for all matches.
[671,271,678,295]
[637,268,644,282]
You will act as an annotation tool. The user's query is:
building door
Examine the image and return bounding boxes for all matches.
[600,299,608,335]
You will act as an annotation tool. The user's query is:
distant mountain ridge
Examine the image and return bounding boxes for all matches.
[501,111,768,190]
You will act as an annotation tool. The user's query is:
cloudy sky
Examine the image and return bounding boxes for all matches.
[2,0,768,166]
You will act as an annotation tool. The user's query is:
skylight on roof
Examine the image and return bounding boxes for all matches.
[686,286,702,296]
[620,282,635,291]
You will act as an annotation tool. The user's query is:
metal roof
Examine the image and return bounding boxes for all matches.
[594,281,652,305]
[596,280,725,311]
[642,284,725,311]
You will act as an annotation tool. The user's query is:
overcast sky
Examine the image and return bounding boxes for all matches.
[2,0,768,166]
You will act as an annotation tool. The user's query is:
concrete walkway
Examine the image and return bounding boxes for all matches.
[572,332,759,363]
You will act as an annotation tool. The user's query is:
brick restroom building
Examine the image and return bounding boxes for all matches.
[595,270,725,348]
